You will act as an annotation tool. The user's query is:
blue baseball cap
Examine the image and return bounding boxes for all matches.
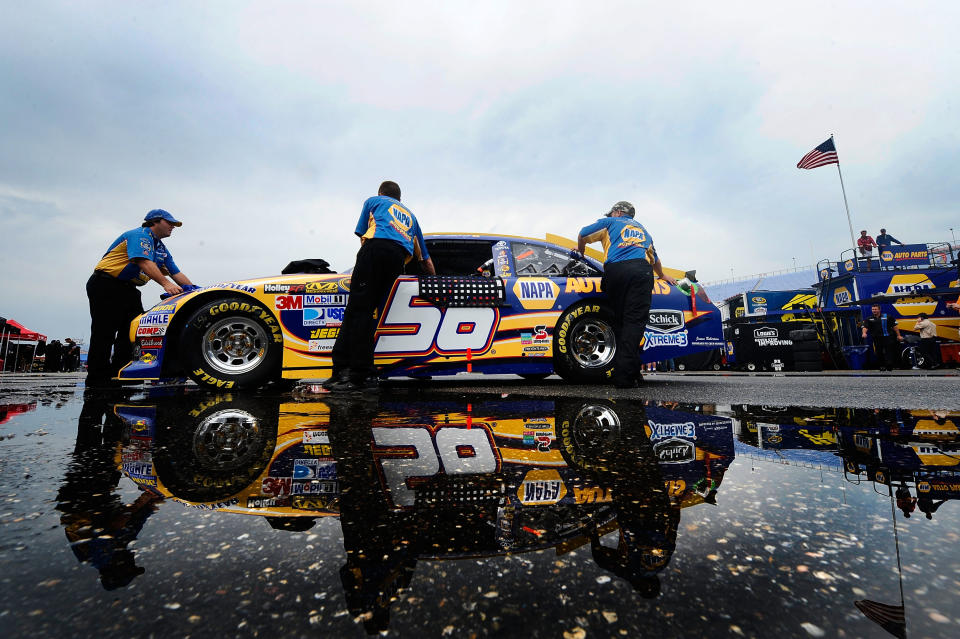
[144,209,182,227]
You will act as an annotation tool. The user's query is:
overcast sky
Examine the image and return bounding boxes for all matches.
[2,1,959,342]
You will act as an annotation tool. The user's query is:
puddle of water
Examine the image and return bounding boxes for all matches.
[1,388,958,637]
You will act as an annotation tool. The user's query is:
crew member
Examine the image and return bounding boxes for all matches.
[326,181,435,392]
[576,201,676,388]
[862,304,902,371]
[86,210,194,385]
[857,230,878,271]
[875,228,902,249]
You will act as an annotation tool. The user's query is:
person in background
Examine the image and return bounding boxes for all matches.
[913,313,940,369]
[875,228,902,249]
[862,304,902,371]
[86,210,194,386]
[857,230,878,271]
[576,201,677,388]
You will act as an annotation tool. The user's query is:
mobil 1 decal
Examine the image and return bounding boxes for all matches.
[275,290,347,342]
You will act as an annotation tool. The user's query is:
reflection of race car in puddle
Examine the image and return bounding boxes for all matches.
[113,391,734,627]
[115,393,734,527]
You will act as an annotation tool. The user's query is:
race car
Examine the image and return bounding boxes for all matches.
[119,232,723,389]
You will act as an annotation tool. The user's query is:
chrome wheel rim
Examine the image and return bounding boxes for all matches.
[573,404,621,455]
[193,409,263,470]
[570,318,616,368]
[202,317,269,375]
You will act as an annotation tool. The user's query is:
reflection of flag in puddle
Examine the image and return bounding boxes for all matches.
[854,600,905,639]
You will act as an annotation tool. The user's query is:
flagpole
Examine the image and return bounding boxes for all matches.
[831,134,858,255]
[889,484,908,633]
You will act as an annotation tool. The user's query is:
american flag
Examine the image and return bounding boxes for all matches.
[797,137,839,170]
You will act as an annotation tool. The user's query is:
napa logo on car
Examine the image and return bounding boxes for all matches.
[885,274,937,315]
[513,278,559,310]
[881,250,894,261]
[517,469,567,505]
[833,286,851,306]
[843,259,854,271]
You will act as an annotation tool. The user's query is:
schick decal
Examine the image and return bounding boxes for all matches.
[646,309,685,333]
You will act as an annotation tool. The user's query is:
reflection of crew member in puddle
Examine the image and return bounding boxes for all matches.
[326,397,415,634]
[916,491,946,520]
[55,391,163,589]
[582,405,679,597]
[895,484,916,518]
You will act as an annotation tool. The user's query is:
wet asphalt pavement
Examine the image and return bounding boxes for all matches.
[1,372,959,638]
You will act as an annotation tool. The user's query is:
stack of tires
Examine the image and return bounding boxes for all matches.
[789,329,822,372]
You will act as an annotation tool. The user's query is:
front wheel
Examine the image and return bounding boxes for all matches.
[180,297,283,389]
[553,303,616,383]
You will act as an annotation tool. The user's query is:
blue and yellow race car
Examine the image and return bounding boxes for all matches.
[120,232,722,389]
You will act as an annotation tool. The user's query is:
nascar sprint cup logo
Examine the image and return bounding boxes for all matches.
[643,309,687,350]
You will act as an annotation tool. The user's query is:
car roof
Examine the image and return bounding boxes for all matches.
[425,232,605,262]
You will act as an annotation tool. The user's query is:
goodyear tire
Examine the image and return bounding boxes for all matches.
[553,303,616,383]
[153,395,279,503]
[556,399,623,472]
[181,296,283,390]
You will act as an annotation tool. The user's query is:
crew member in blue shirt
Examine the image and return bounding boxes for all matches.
[326,181,435,392]
[86,209,194,385]
[576,201,676,388]
[875,228,902,249]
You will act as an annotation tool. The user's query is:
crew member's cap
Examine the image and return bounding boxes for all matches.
[606,201,635,218]
[145,209,182,227]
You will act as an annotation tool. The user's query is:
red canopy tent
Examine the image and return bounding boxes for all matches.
[1,319,47,372]
[4,319,46,342]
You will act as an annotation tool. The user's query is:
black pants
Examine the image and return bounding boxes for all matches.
[870,335,899,370]
[86,273,143,381]
[920,337,940,368]
[331,239,407,382]
[601,259,654,385]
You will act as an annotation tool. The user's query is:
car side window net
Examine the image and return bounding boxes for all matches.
[511,241,570,276]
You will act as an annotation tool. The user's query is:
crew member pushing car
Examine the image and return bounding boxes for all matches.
[325,181,436,392]
[86,210,195,386]
[576,201,676,388]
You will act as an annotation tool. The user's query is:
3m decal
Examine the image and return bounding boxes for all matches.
[375,280,497,355]
[275,295,303,310]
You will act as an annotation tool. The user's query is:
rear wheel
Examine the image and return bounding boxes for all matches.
[181,297,283,389]
[553,303,616,383]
